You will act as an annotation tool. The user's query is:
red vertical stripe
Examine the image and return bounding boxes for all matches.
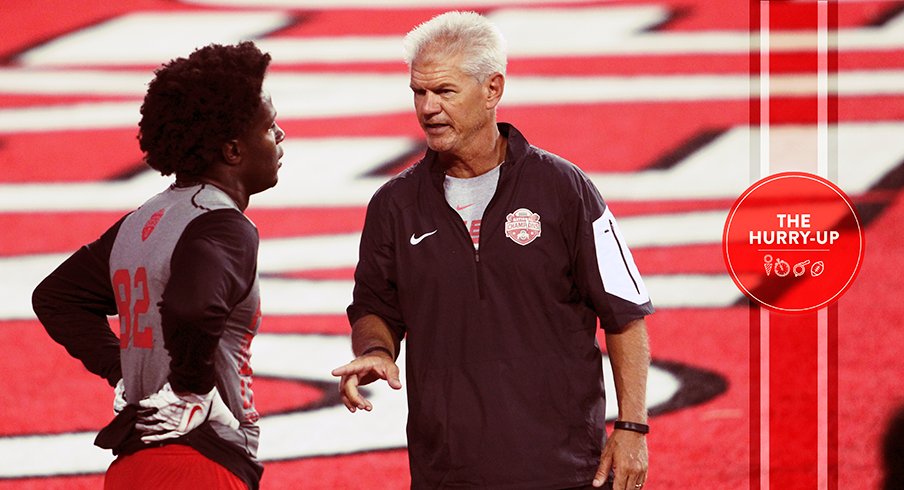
[827,303,839,490]
[749,301,761,488]
[769,312,819,490]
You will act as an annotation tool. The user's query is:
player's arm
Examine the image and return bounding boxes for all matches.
[159,209,258,395]
[32,217,125,387]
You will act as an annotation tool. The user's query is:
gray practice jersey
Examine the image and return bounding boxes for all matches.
[109,184,261,457]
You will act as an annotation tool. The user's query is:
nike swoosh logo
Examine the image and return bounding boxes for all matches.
[186,405,203,427]
[410,230,438,245]
[455,203,475,211]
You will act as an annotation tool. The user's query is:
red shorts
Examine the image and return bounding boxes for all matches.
[104,445,247,490]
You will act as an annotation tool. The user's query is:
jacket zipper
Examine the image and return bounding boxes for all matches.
[474,247,483,300]
[445,201,485,299]
[474,177,505,300]
[441,164,505,301]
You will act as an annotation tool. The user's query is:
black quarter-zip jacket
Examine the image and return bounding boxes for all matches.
[348,123,654,489]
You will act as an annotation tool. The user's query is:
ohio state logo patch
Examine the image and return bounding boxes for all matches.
[141,208,165,241]
[505,208,542,246]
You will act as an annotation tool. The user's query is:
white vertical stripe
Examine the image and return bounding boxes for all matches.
[759,4,771,489]
[817,1,829,179]
[760,1,771,182]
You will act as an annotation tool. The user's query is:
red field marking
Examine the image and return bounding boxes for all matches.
[0,476,102,490]
[263,449,412,489]
[0,129,143,183]
[0,211,125,255]
[632,244,724,274]
[260,315,351,336]
[0,0,194,62]
[248,208,367,238]
[0,320,115,436]
[273,8,454,37]
[768,96,904,125]
[276,113,421,140]
[0,94,138,109]
[500,101,748,173]
[607,199,738,217]
[275,268,357,281]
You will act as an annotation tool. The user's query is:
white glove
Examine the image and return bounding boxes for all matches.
[136,382,239,443]
[208,389,240,430]
[113,379,127,414]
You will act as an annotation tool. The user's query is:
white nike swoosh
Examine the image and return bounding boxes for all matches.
[410,230,438,245]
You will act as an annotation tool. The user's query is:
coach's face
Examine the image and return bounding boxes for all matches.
[410,51,501,158]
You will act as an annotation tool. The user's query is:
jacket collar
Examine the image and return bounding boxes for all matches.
[425,122,528,190]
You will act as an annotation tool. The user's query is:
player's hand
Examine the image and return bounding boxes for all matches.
[331,350,402,413]
[207,389,240,430]
[113,378,127,414]
[594,428,648,490]
[135,382,238,443]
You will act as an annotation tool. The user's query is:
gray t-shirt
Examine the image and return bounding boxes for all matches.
[443,164,502,250]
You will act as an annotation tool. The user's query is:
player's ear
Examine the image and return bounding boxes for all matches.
[485,72,504,110]
[222,140,242,166]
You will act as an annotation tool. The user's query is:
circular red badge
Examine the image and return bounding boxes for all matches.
[722,172,864,313]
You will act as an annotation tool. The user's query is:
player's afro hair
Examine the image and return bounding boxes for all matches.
[138,41,271,177]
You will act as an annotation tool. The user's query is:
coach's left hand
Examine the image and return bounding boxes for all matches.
[593,428,648,490]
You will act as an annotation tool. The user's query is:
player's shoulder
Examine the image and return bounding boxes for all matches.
[187,208,258,244]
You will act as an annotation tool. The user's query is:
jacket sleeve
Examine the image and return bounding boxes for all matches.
[346,186,407,340]
[32,217,126,387]
[160,209,258,395]
[569,170,654,332]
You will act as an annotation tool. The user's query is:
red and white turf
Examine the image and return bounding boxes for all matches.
[0,1,902,488]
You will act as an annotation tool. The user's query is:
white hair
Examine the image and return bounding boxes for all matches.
[403,11,507,81]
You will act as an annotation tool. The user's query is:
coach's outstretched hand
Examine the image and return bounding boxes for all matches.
[332,350,402,413]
